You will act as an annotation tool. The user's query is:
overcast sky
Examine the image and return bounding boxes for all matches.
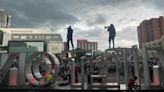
[0,0,164,51]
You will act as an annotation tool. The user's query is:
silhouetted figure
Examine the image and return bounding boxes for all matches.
[67,26,74,50]
[105,24,116,48]
[149,59,154,83]
[154,57,160,65]
[131,62,135,77]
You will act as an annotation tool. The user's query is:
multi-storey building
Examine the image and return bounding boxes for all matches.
[137,16,164,48]
[0,28,64,54]
[77,39,98,51]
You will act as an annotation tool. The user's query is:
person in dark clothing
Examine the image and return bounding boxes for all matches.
[67,26,74,50]
[131,62,135,77]
[149,59,154,83]
[105,24,116,48]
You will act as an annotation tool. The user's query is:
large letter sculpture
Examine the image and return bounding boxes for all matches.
[0,52,60,87]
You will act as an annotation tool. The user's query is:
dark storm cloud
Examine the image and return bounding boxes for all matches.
[0,0,163,50]
[0,0,161,28]
[79,0,164,10]
[0,0,79,28]
[80,0,129,7]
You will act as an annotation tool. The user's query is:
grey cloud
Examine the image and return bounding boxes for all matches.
[118,18,128,23]
[0,0,163,50]
[87,14,107,26]
[129,18,137,22]
[116,26,138,41]
[81,0,145,10]
[80,0,129,7]
[118,18,134,24]
[1,0,162,28]
[0,0,158,28]
[143,0,164,10]
[75,27,106,40]
[0,0,79,28]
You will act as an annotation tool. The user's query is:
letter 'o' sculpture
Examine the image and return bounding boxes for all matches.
[25,52,60,86]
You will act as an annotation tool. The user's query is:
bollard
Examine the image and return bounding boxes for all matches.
[8,67,18,86]
[153,65,160,85]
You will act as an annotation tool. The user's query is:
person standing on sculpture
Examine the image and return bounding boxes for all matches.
[105,24,116,48]
[67,26,74,50]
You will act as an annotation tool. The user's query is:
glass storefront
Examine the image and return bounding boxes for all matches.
[8,41,47,58]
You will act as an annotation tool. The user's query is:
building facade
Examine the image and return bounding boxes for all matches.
[0,28,64,54]
[77,39,98,51]
[0,9,11,28]
[137,16,164,48]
